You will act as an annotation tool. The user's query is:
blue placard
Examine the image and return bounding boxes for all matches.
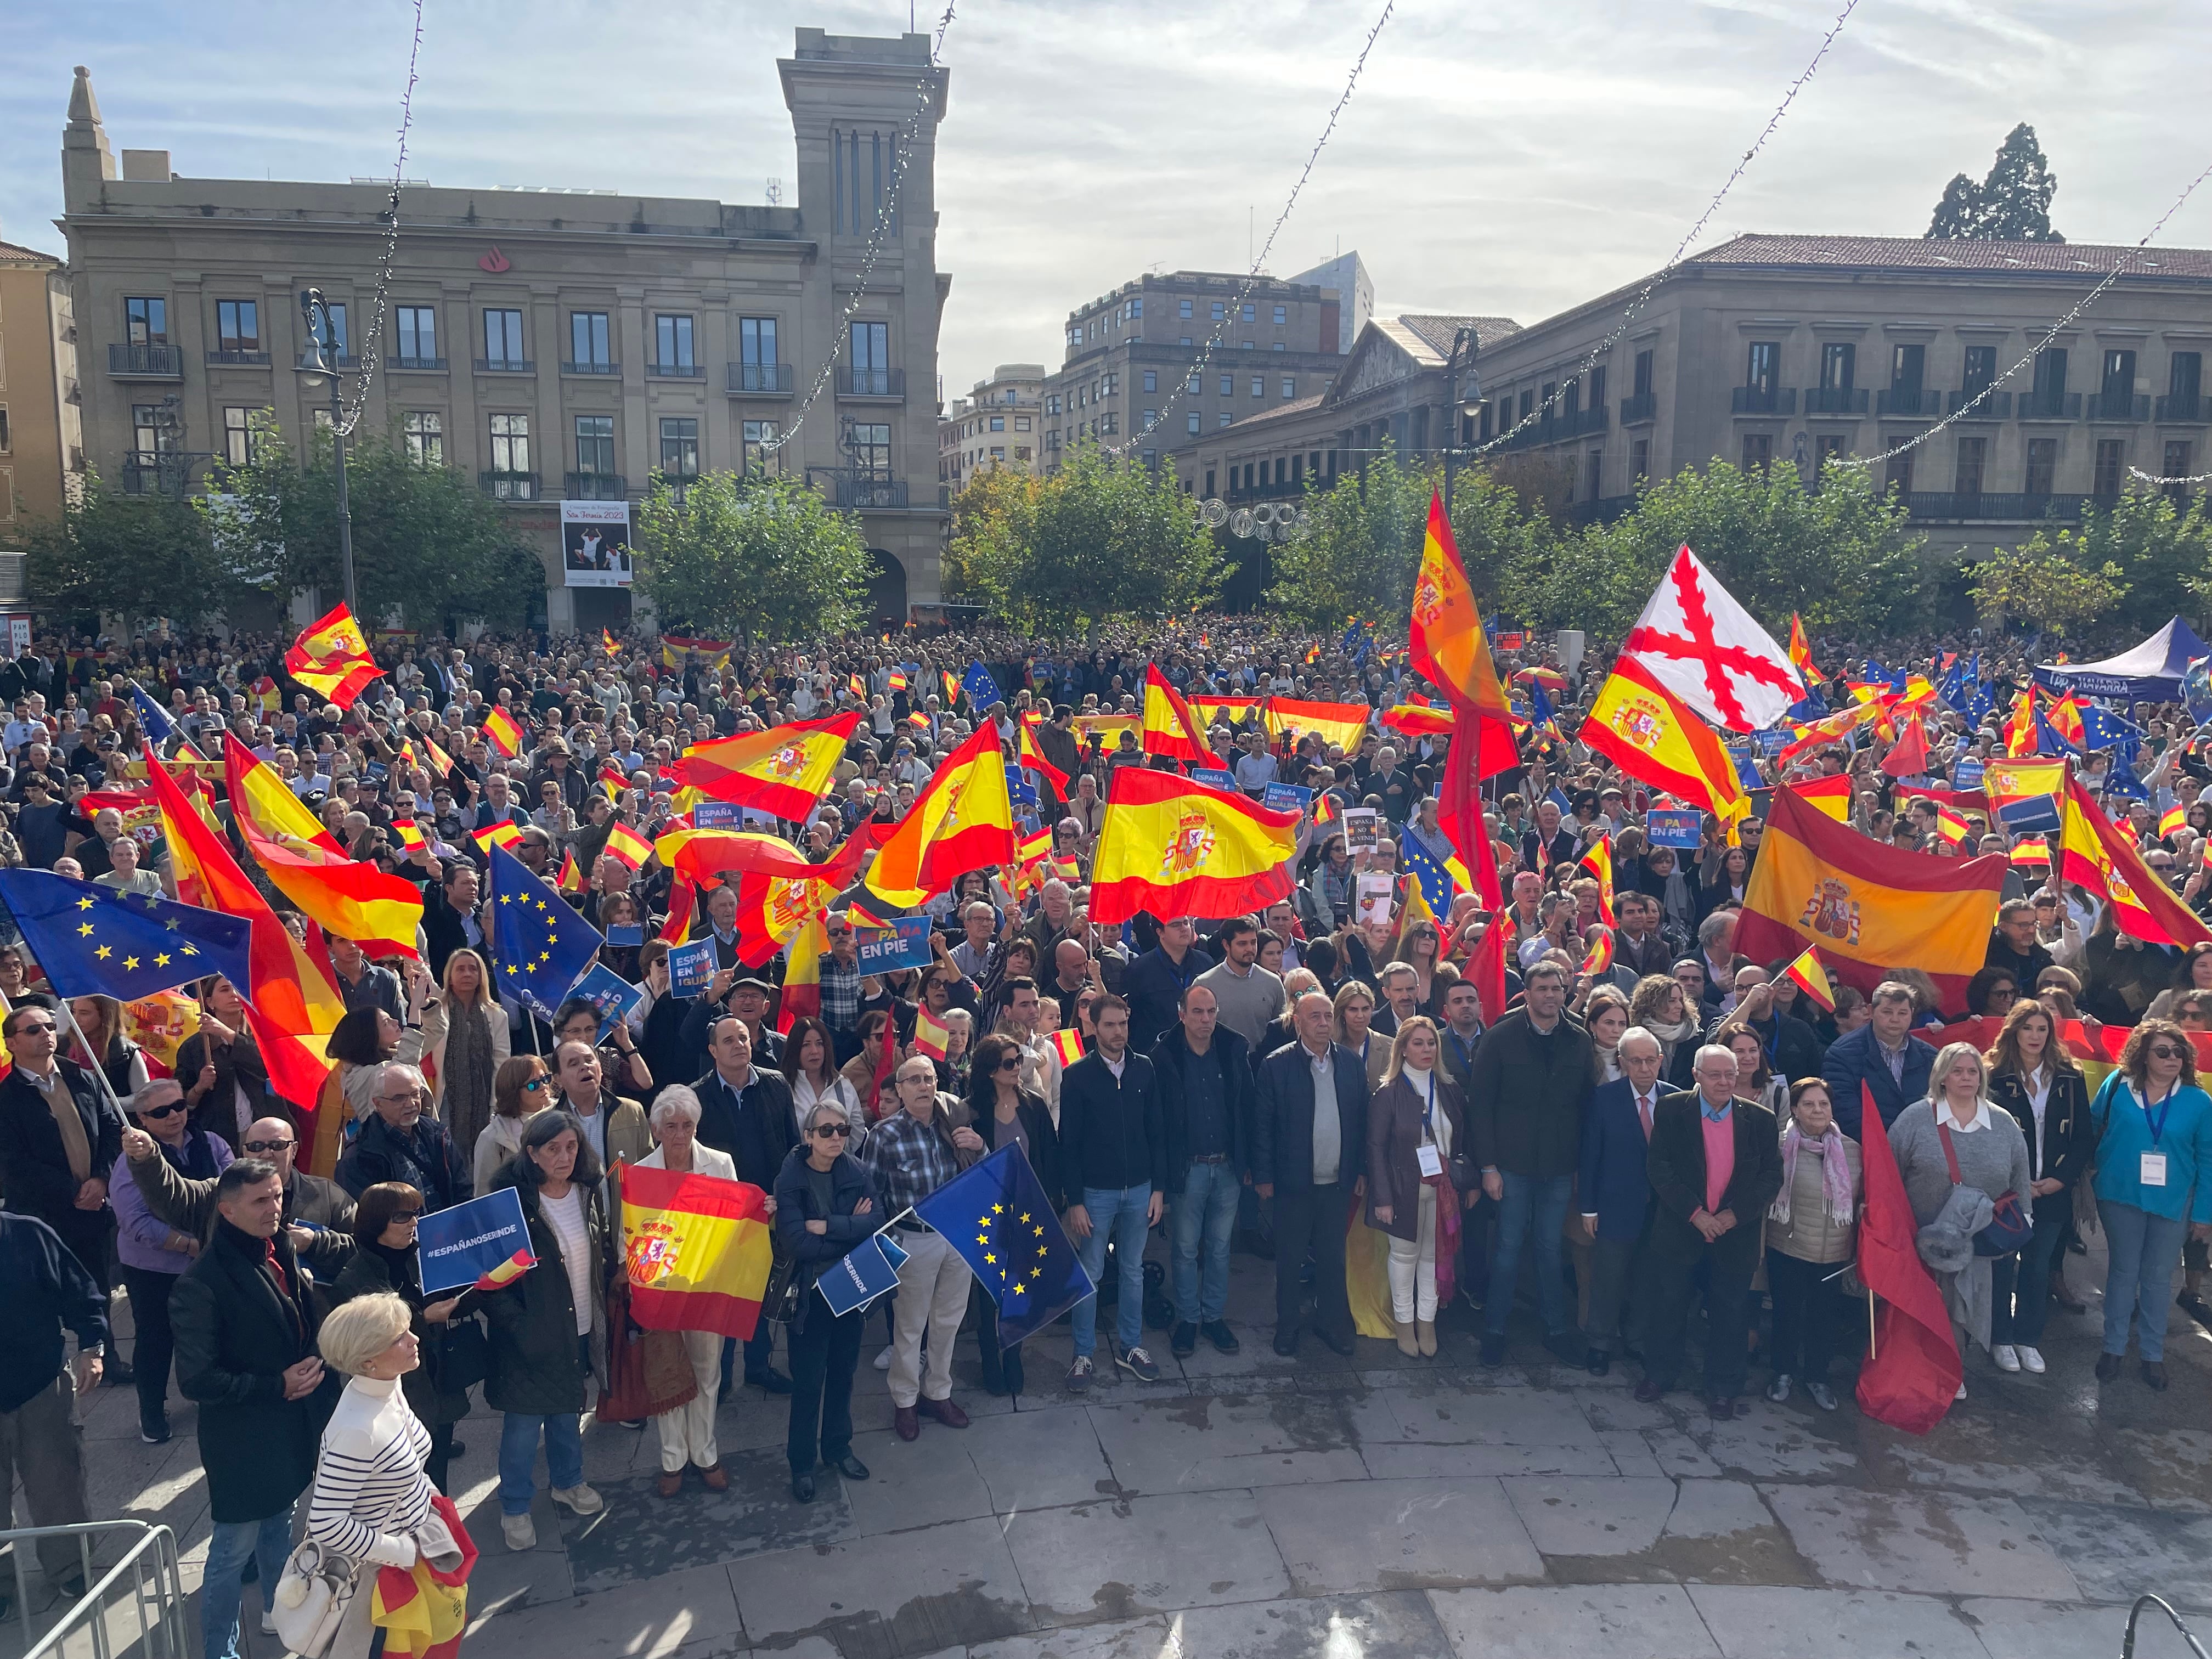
[1263,782,1314,814]
[1645,808,1704,849]
[692,800,743,830]
[566,962,644,1041]
[1953,757,1987,789]
[416,1187,534,1297]
[668,937,717,996]
[1192,768,1238,791]
[856,915,933,973]
[817,1232,905,1317]
[1997,793,2063,835]
[603,923,644,947]
[1753,729,1792,758]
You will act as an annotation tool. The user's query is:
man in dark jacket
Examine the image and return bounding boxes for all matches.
[0,1209,106,1618]
[691,1017,797,1392]
[1985,900,2056,989]
[1821,981,1936,1137]
[1058,995,1166,1390]
[172,1160,343,1659]
[1252,989,1368,1358]
[1637,1045,1785,1420]
[336,1062,471,1211]
[0,1003,125,1294]
[1150,985,1254,1358]
[1466,960,1594,1368]
[420,859,486,979]
[1577,1029,1665,1375]
[1121,916,1214,1057]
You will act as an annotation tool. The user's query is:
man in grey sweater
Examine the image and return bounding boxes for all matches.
[1193,918,1285,1050]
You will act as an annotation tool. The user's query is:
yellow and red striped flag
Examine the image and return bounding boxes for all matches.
[390,818,427,854]
[1047,1026,1085,1066]
[223,737,424,960]
[1087,769,1299,926]
[472,821,523,856]
[941,669,960,707]
[2159,804,2187,840]
[617,1163,776,1341]
[675,712,858,822]
[848,673,867,702]
[888,670,909,691]
[1577,836,1616,926]
[602,628,622,658]
[912,1007,952,1062]
[557,848,585,895]
[481,706,524,759]
[285,603,381,708]
[602,821,654,872]
[906,710,932,732]
[1141,665,1215,765]
[1934,804,1970,846]
[1781,944,1836,1012]
[864,724,1018,910]
[598,761,628,803]
[1579,929,1614,977]
[1787,613,1823,687]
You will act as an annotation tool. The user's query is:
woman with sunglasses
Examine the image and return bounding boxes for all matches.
[962,1033,1064,1397]
[2087,1018,2212,1392]
[474,1057,553,1193]
[110,1077,231,1445]
[330,1181,472,1492]
[772,1101,879,1504]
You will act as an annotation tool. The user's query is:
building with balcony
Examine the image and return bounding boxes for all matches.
[939,363,1045,496]
[58,30,951,633]
[1464,233,2212,551]
[0,234,84,531]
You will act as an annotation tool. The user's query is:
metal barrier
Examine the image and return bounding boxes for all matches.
[0,1520,187,1659]
[2126,1595,2209,1659]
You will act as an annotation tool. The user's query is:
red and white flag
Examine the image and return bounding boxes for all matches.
[1619,545,1804,733]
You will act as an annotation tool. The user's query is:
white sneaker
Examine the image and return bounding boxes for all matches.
[550,1483,603,1515]
[873,1345,894,1372]
[1954,1379,1967,1401]
[2018,1346,2046,1374]
[1992,1344,2021,1373]
[501,1513,536,1551]
[260,1610,278,1636]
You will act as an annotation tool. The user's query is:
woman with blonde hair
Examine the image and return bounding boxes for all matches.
[1365,1015,1474,1358]
[1330,979,1384,1092]
[421,947,509,1161]
[68,994,149,1096]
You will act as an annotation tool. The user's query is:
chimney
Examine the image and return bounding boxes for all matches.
[121,149,172,182]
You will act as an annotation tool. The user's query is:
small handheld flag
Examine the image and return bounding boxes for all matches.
[557,848,585,895]
[911,1007,952,1061]
[481,706,525,759]
[602,821,653,872]
[1047,1027,1085,1067]
[2160,804,2187,840]
[471,821,523,856]
[1781,944,1836,1013]
[1579,929,1615,977]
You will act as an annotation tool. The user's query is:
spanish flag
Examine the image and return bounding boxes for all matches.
[864,723,1018,910]
[602,627,622,658]
[1793,773,1855,822]
[598,761,628,803]
[602,821,653,872]
[2059,770,2212,949]
[661,634,733,671]
[557,849,585,895]
[1141,666,1216,765]
[1380,701,1456,738]
[653,826,816,890]
[617,1163,776,1342]
[1934,804,1970,845]
[888,670,909,692]
[1577,836,1616,926]
[1261,697,1370,753]
[1579,929,1614,977]
[1191,695,1260,728]
[941,669,961,707]
[481,706,524,759]
[1787,613,1822,687]
[1087,768,1299,926]
[912,1007,952,1061]
[1017,721,1070,795]
[2013,838,2052,870]
[1047,1026,1085,1066]
[676,712,857,821]
[1781,944,1836,1013]
[2160,804,2187,840]
[223,738,424,960]
[471,822,523,856]
[1778,697,1883,765]
[2003,690,2038,758]
[1582,656,1748,834]
[1735,784,2008,1005]
[776,907,828,1028]
[1407,492,1520,776]
[849,674,867,702]
[284,603,381,709]
[390,818,426,854]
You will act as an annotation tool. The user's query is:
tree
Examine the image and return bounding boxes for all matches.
[2049,486,2212,633]
[633,467,874,642]
[216,417,545,629]
[1267,441,1437,628]
[1969,533,2128,638]
[23,471,233,627]
[946,445,1224,633]
[1927,122,2062,242]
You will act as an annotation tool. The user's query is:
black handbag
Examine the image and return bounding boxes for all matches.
[1938,1123,2033,1257]
[761,1248,809,1326]
[1448,1153,1479,1194]
[430,1314,489,1392]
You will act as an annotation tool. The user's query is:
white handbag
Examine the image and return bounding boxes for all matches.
[270,1538,360,1658]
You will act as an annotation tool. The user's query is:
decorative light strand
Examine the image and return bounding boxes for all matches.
[338,0,426,437]
[764,1,957,454]
[1105,2,1396,460]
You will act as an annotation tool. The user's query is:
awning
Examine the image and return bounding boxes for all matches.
[2032,616,2210,700]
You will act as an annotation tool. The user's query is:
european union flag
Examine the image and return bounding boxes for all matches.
[486,843,602,1019]
[0,869,251,1001]
[2079,703,2141,753]
[1966,680,1996,728]
[913,1143,1093,1350]
[1397,833,1457,918]
[962,662,1002,710]
[127,680,175,745]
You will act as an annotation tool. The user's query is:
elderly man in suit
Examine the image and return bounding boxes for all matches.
[1637,1043,1784,1420]
[1252,990,1368,1358]
[0,1004,126,1299]
[1578,1026,1666,1376]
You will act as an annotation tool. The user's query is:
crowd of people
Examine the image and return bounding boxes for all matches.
[0,611,2208,1657]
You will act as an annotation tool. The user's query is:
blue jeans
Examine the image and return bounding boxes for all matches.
[1992,1193,2070,1347]
[2099,1199,2192,1363]
[1172,1161,1241,1325]
[499,1406,584,1516]
[1486,1172,1575,1337]
[201,1506,294,1659]
[1073,1183,1152,1358]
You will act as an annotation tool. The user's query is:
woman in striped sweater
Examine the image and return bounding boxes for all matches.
[305,1292,437,1658]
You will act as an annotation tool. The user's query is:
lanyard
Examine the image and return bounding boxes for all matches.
[2140,1084,2176,1148]
[1419,1070,1436,1139]
[1447,1030,1478,1076]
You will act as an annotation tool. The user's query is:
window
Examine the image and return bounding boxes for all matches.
[2170,351,2202,402]
[216,300,260,353]
[743,419,782,475]
[487,413,531,494]
[396,306,437,363]
[1180,299,1194,319]
[124,296,167,345]
[1590,366,1607,409]
[849,320,890,394]
[990,447,1005,461]
[1240,340,1254,349]
[1240,303,1255,323]
[1271,342,1285,352]
[1632,349,1654,398]
[1953,435,1986,498]
[304,301,349,357]
[402,411,443,464]
[1741,433,1773,473]
[1016,446,1032,462]
[1583,450,1602,500]
[482,309,525,368]
[1250,377,1263,399]
[1632,438,1650,479]
[0,409,9,452]
[2032,347,2069,399]
[1541,382,1558,419]
[2024,437,2057,495]
[1142,370,1158,393]
[132,404,171,456]
[659,417,699,480]
[1519,390,1534,422]
[1282,377,1296,400]
[1962,345,1997,396]
[1211,301,1226,321]
[1187,413,1202,435]
[1219,375,1233,397]
[575,415,615,475]
[1130,297,1142,318]
[1180,336,1192,347]
[848,421,890,472]
[1884,454,1912,496]
[1102,373,1118,396]
[1890,343,1925,394]
[1218,412,1233,427]
[1816,433,1848,470]
[1186,373,1200,394]
[832,126,896,235]
[2094,437,2126,497]
[988,415,1005,432]
[222,407,256,467]
[2163,441,2194,501]
[1273,304,1287,325]
[654,314,695,371]
[2102,348,2136,402]
[569,312,611,369]
[1562,379,1581,417]
[1014,416,1030,432]
[1745,341,1777,392]
[1290,455,1302,483]
[1820,343,1855,390]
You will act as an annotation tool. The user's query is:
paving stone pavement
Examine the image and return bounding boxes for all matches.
[16,1239,2212,1658]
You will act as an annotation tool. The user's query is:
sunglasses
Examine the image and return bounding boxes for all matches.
[139,1101,188,1120]
[811,1123,851,1138]
[2147,1045,2187,1060]
[522,1076,550,1091]
[995,1055,1021,1071]
[388,1210,422,1223]
[242,1138,295,1154]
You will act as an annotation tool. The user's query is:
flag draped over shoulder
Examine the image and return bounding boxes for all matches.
[1735,785,2007,1005]
[1141,667,1216,765]
[618,1163,776,1341]
[224,737,424,959]
[864,724,1018,911]
[1854,1084,1960,1433]
[1088,768,1299,926]
[675,710,857,821]
[1581,656,1749,832]
[285,603,380,708]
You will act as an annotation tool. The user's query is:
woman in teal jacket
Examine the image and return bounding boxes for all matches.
[2089,1018,2212,1392]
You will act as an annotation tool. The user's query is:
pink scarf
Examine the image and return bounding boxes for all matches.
[1772,1124,1854,1227]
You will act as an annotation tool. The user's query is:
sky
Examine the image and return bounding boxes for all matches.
[7,1,2211,403]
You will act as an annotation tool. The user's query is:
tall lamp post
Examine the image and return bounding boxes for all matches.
[295,288,358,615]
[1441,324,1482,520]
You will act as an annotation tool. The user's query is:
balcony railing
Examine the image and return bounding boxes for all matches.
[388,354,448,371]
[812,467,909,509]
[561,360,620,376]
[836,368,905,399]
[1803,386,1869,415]
[564,471,627,500]
[2156,392,2208,422]
[479,469,540,500]
[1731,385,1796,415]
[472,357,534,374]
[106,343,184,379]
[205,348,270,366]
[1947,388,2012,419]
[2018,390,2081,420]
[1876,387,1942,417]
[1904,490,2092,523]
[1618,392,1657,425]
[119,450,210,496]
[2087,391,2150,421]
[647,361,702,379]
[727,362,794,394]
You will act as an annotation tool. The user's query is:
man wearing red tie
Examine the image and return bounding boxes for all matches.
[1577,1028,1665,1375]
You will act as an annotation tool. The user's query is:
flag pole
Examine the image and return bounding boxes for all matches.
[57,994,136,1126]
[1867,1287,1877,1361]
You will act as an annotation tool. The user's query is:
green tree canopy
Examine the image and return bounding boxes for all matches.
[24,471,231,628]
[1927,122,2063,241]
[2046,486,2212,631]
[633,467,874,643]
[1968,533,2128,638]
[1266,441,1439,628]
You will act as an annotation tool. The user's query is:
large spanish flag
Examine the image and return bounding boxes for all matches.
[224,738,423,960]
[1261,697,1371,752]
[284,603,381,708]
[1581,656,1748,832]
[1793,772,1856,822]
[1190,694,1261,729]
[1088,767,1299,925]
[676,711,858,821]
[1735,784,2007,1006]
[2059,769,2212,950]
[1408,491,1520,776]
[617,1163,775,1341]
[864,723,1018,910]
[1141,666,1216,766]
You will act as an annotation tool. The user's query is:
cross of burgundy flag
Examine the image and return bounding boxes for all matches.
[1619,545,1805,733]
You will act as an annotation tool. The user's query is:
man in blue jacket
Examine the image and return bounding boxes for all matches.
[1059,996,1167,1391]
[1578,1028,1664,1375]
[1252,990,1367,1358]
[1821,981,1935,1138]
[1121,916,1214,1057]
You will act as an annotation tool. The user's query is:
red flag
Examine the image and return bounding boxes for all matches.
[1463,911,1509,1026]
[1853,1083,1961,1434]
[1878,713,1930,781]
[658,878,697,945]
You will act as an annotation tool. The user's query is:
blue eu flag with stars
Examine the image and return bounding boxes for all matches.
[0,869,252,1001]
[486,843,602,1019]
[961,662,1002,711]
[914,1143,1094,1350]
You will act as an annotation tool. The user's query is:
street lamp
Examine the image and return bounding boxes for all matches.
[1442,324,1481,520]
[295,287,357,615]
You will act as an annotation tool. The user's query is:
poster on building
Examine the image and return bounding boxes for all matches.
[561,500,634,589]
